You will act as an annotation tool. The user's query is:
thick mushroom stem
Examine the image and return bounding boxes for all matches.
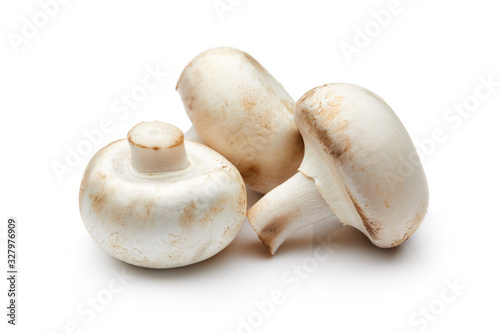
[127,122,189,173]
[247,172,336,254]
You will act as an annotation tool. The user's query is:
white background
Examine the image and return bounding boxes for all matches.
[1,0,499,332]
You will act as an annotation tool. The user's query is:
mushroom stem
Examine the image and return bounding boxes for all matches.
[127,122,189,173]
[247,172,336,254]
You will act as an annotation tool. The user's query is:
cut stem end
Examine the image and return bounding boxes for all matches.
[127,121,189,173]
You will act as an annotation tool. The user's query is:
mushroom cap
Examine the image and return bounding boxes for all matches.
[295,83,429,248]
[177,47,304,194]
[79,140,247,268]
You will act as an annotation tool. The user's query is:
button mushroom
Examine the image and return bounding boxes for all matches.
[176,47,304,194]
[79,121,247,268]
[247,83,429,254]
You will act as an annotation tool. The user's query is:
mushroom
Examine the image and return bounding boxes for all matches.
[247,83,429,254]
[176,47,304,194]
[79,121,247,268]
[184,126,205,145]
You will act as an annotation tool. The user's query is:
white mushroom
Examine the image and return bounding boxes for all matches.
[79,121,247,268]
[184,126,205,145]
[247,83,429,254]
[176,47,304,194]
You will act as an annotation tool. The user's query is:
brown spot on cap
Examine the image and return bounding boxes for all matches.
[187,95,196,111]
[89,190,107,214]
[298,95,352,162]
[346,189,381,241]
[95,171,106,181]
[241,96,257,112]
[326,94,344,110]
[145,202,153,217]
[180,201,196,229]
